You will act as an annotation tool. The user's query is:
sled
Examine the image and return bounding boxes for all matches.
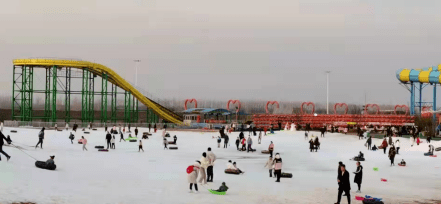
[78,142,83,144]
[398,163,406,167]
[169,147,178,150]
[35,161,56,170]
[435,147,441,151]
[130,140,137,142]
[125,137,137,141]
[430,155,437,157]
[168,141,176,144]
[143,132,152,136]
[98,149,109,152]
[10,130,17,133]
[363,199,384,204]
[57,129,63,132]
[84,132,90,134]
[208,189,226,195]
[261,150,270,154]
[380,178,387,182]
[142,136,149,139]
[95,146,104,149]
[373,167,379,171]
[352,157,365,161]
[355,196,365,201]
[224,169,241,175]
[92,129,97,131]
[280,172,292,178]
[424,153,434,156]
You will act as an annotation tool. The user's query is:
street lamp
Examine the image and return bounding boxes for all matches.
[326,71,331,114]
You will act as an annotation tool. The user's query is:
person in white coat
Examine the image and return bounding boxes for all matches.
[264,156,274,177]
[206,148,216,182]
[227,160,235,170]
[198,152,209,185]
[395,140,400,154]
[188,161,201,193]
[111,136,115,149]
[65,123,69,131]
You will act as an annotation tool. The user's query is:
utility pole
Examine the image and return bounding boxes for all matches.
[134,60,140,86]
[326,71,331,114]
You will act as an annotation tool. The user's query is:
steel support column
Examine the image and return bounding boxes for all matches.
[111,83,117,123]
[124,91,131,123]
[45,67,51,121]
[81,69,90,122]
[65,67,71,122]
[11,65,15,120]
[410,82,415,115]
[101,72,108,123]
[88,73,95,122]
[51,66,57,122]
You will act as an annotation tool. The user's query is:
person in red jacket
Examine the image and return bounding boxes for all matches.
[381,139,388,154]
[416,137,421,145]
[241,138,246,151]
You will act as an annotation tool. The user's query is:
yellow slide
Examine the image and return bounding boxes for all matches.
[13,59,183,125]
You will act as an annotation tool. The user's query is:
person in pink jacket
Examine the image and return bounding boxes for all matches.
[82,136,88,151]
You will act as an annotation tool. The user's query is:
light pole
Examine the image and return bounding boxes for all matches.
[326,71,331,114]
[134,60,140,86]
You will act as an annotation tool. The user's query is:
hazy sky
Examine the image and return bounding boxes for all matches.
[1,0,441,105]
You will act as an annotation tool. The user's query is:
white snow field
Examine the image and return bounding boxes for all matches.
[0,127,440,204]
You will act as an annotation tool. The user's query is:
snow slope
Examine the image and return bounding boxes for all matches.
[0,127,440,204]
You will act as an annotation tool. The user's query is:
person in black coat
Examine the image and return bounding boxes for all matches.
[148,123,151,132]
[219,127,225,138]
[309,139,315,152]
[239,131,244,140]
[0,131,11,161]
[35,127,45,149]
[106,131,112,149]
[320,127,326,137]
[134,127,138,138]
[336,164,351,204]
[223,135,229,148]
[366,136,372,150]
[353,161,363,193]
[173,135,177,144]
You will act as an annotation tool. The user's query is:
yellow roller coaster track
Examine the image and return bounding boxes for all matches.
[13,59,183,125]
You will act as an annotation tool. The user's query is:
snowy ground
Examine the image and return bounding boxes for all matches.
[0,127,440,204]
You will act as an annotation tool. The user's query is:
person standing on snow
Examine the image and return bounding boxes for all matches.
[0,131,12,161]
[389,145,396,166]
[111,136,116,149]
[139,140,144,152]
[106,131,112,150]
[258,131,262,144]
[199,152,209,185]
[218,136,222,148]
[206,147,216,182]
[309,139,315,152]
[154,123,157,133]
[148,123,151,133]
[69,132,75,144]
[82,136,88,151]
[274,153,282,182]
[173,135,178,144]
[163,138,168,149]
[241,137,246,151]
[268,141,274,157]
[239,131,244,140]
[264,156,274,177]
[247,136,253,152]
[395,140,400,154]
[65,123,69,131]
[35,127,45,149]
[381,138,388,154]
[188,161,200,193]
[366,136,372,150]
[353,161,363,193]
[120,131,125,142]
[135,127,138,138]
[388,136,393,146]
[336,164,351,204]
[223,134,229,148]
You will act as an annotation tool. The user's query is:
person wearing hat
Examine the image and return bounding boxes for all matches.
[46,155,55,166]
[188,161,201,193]
[199,152,209,185]
[35,127,45,149]
[273,153,282,182]
[335,164,351,204]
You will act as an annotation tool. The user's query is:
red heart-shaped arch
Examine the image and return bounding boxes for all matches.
[265,101,280,114]
[227,100,241,112]
[364,104,380,115]
[334,103,348,115]
[184,99,198,110]
[301,102,315,115]
[394,105,409,115]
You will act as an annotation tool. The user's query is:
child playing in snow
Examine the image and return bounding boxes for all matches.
[139,140,144,152]
[211,182,229,192]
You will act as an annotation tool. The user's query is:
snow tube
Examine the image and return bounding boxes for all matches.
[92,129,97,131]
[143,132,152,135]
[280,172,292,178]
[424,152,434,156]
[78,142,83,144]
[363,199,384,204]
[165,134,170,137]
[35,161,56,170]
[84,132,90,134]
[125,137,137,141]
[381,178,387,182]
[130,140,137,142]
[98,149,109,152]
[435,147,441,151]
[224,169,240,174]
[261,150,270,154]
[168,141,176,144]
[353,157,365,161]
[10,130,17,133]
[430,155,437,157]
[95,146,104,149]
[57,129,63,131]
[142,135,149,139]
[355,196,365,201]
[373,167,379,171]
[169,147,178,150]
[208,189,226,195]
[398,163,406,167]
